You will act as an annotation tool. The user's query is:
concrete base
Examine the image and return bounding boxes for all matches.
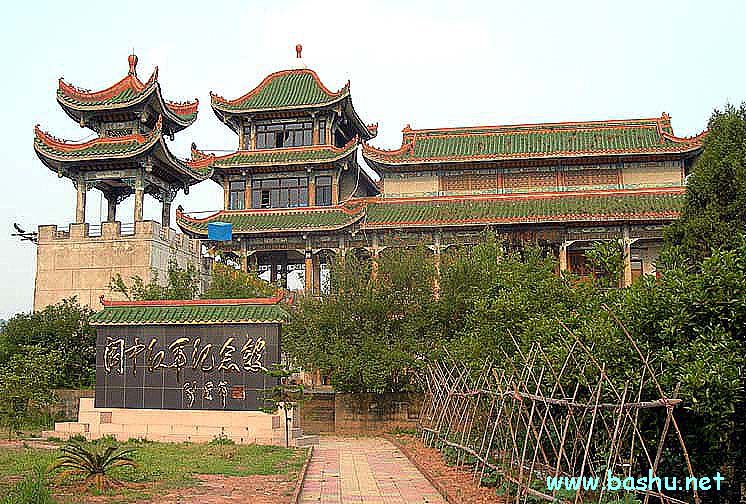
[43,398,316,447]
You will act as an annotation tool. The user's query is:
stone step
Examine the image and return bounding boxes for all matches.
[293,434,319,447]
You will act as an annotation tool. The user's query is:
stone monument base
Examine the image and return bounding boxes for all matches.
[43,398,317,447]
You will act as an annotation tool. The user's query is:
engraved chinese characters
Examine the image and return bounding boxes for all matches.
[103,335,268,377]
[96,323,280,411]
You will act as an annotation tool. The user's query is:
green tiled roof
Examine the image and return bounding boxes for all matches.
[177,190,683,237]
[178,205,365,235]
[33,119,212,182]
[211,69,347,112]
[363,116,703,167]
[57,64,198,127]
[364,191,685,227]
[189,141,357,170]
[90,303,288,325]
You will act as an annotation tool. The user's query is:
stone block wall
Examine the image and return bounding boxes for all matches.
[299,392,424,435]
[34,221,206,311]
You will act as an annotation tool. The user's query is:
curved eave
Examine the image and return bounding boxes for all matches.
[57,70,198,131]
[176,204,365,238]
[188,139,359,173]
[34,119,211,185]
[361,188,684,230]
[362,142,704,171]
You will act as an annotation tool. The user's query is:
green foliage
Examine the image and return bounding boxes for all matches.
[0,298,95,388]
[49,442,137,492]
[585,240,625,288]
[260,364,307,448]
[202,262,276,299]
[664,103,746,264]
[0,465,56,504]
[208,434,235,446]
[284,246,438,393]
[109,257,200,301]
[0,347,62,437]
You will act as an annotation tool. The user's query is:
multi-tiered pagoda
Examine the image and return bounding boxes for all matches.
[34,55,212,228]
[176,48,705,292]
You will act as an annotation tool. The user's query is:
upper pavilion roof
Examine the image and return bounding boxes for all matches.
[34,116,212,186]
[177,188,684,237]
[363,114,705,170]
[210,50,376,141]
[57,54,198,134]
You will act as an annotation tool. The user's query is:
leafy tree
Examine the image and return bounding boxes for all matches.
[109,257,200,301]
[284,246,439,393]
[664,103,746,264]
[0,298,95,387]
[259,364,306,447]
[585,240,625,288]
[0,346,62,437]
[202,262,276,299]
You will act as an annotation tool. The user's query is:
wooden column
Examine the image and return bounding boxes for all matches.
[223,178,230,210]
[75,177,86,224]
[161,201,171,230]
[106,195,117,222]
[133,171,144,222]
[312,254,321,294]
[308,175,316,206]
[304,251,313,293]
[250,121,257,150]
[622,227,633,287]
[244,175,252,209]
[240,240,248,272]
[312,113,319,145]
[331,176,339,205]
[559,242,569,274]
[433,247,441,299]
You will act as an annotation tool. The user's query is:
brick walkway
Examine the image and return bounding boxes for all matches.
[299,437,446,504]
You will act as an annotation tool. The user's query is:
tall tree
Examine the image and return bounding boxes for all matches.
[665,103,746,264]
[0,298,95,387]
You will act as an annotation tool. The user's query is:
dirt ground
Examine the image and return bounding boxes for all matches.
[388,434,506,504]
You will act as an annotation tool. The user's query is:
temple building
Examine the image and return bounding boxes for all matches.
[176,46,705,292]
[32,55,209,309]
[31,47,707,310]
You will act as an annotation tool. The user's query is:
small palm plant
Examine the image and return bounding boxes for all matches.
[49,441,137,492]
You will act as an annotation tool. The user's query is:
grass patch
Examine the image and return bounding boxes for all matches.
[0,439,306,502]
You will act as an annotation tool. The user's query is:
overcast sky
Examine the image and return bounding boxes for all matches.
[1,0,744,318]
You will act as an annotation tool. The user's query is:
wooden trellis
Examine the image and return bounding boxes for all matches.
[419,312,698,504]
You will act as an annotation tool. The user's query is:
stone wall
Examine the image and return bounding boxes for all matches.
[298,392,424,435]
[34,221,207,311]
[49,389,95,420]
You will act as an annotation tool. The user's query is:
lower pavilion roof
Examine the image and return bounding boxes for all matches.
[34,116,212,185]
[90,296,289,325]
[188,137,358,171]
[363,114,705,170]
[177,188,685,237]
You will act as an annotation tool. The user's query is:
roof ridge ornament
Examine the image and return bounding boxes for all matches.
[296,43,302,59]
[128,53,138,77]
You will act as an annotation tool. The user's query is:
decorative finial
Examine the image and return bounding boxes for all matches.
[128,53,138,76]
[295,44,303,59]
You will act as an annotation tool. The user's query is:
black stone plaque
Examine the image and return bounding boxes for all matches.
[94,323,280,411]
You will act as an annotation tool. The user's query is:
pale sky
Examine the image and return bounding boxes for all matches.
[1,0,744,318]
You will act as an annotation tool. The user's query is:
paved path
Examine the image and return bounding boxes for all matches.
[299,437,446,504]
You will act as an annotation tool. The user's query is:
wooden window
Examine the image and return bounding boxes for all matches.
[315,176,332,206]
[256,121,313,149]
[251,178,308,208]
[318,120,326,144]
[228,180,245,210]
